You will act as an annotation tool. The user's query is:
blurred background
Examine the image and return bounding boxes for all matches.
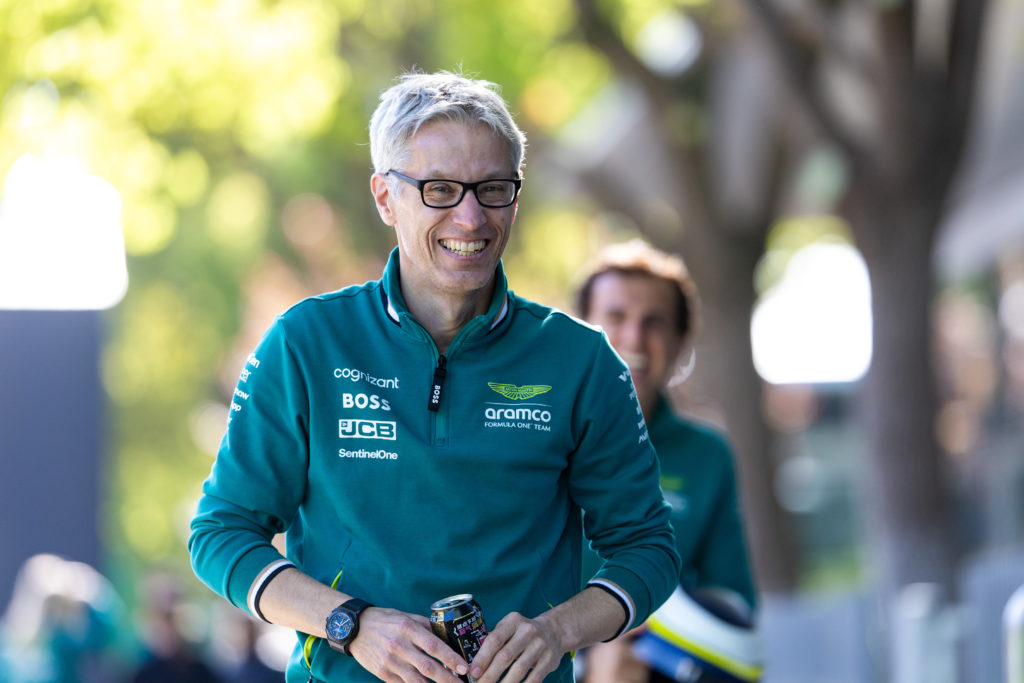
[1,0,1022,681]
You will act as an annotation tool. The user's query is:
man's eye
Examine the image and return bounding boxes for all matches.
[424,182,457,196]
[600,312,626,326]
[645,317,671,333]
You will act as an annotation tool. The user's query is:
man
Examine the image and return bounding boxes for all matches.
[575,239,756,683]
[189,72,680,683]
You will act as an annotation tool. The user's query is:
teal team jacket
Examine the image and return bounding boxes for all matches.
[189,249,681,683]
[582,398,756,610]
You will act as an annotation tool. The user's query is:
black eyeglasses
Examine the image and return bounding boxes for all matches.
[387,169,521,209]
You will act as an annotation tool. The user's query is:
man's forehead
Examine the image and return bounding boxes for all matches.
[405,121,513,177]
[593,275,677,310]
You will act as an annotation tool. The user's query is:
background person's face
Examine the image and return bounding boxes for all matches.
[372,119,517,305]
[586,272,685,415]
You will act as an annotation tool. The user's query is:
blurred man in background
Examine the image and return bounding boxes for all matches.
[575,239,756,683]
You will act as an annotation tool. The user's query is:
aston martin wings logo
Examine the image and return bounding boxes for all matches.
[487,382,552,400]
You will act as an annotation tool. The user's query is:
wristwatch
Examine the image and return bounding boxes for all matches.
[325,598,374,655]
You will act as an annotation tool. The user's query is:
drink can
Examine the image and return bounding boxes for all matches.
[430,594,488,682]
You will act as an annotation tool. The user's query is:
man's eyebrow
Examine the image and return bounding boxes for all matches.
[421,168,512,179]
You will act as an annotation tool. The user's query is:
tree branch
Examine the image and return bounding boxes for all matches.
[570,0,717,234]
[740,0,865,169]
[571,0,677,109]
[943,0,988,152]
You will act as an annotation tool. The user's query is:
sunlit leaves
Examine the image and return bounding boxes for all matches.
[122,194,176,255]
[361,0,428,39]
[164,149,210,207]
[520,44,611,132]
[103,282,213,402]
[204,171,270,252]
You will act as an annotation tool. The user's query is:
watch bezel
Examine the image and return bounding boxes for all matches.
[325,598,373,655]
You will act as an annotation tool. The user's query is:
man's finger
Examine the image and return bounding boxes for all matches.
[467,612,518,680]
[353,608,468,683]
[412,632,470,679]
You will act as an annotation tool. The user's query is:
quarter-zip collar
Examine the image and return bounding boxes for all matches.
[379,247,511,347]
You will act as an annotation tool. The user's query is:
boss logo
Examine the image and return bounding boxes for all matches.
[339,419,397,440]
[342,392,391,411]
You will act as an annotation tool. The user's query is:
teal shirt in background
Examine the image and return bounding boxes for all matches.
[583,397,756,611]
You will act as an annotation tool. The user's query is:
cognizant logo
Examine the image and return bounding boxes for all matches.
[334,367,399,389]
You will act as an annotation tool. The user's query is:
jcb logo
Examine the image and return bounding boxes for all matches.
[339,419,397,440]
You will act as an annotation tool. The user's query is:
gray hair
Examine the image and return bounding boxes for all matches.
[369,71,527,177]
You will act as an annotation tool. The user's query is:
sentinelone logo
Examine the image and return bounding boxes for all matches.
[338,448,398,460]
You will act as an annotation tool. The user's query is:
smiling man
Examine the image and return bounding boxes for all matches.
[189,72,680,683]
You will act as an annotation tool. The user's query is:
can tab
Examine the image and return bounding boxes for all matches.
[427,354,447,412]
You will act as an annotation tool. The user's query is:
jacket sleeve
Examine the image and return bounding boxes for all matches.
[188,317,309,613]
[568,335,681,630]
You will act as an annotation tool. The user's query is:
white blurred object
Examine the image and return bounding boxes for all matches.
[892,582,960,683]
[751,242,872,385]
[1,553,119,646]
[1004,584,1024,683]
[0,153,128,310]
[636,11,702,77]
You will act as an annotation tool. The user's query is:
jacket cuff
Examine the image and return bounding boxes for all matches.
[227,545,290,614]
[247,559,296,621]
[587,580,635,639]
[589,568,651,630]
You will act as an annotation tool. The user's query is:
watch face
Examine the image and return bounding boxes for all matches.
[327,610,355,641]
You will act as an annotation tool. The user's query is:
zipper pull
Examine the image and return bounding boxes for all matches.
[427,354,447,412]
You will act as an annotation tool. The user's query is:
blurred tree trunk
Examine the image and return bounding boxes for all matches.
[748,0,988,602]
[572,0,802,594]
[853,196,954,594]
[697,226,801,595]
[569,0,989,608]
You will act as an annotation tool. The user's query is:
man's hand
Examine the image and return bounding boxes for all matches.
[467,611,565,683]
[465,585,630,683]
[349,607,470,683]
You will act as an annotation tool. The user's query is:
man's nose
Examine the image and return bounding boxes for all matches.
[614,321,645,351]
[451,189,487,228]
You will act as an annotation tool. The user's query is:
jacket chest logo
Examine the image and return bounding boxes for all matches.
[483,381,554,432]
[487,382,552,400]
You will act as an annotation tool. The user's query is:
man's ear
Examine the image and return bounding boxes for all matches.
[370,173,397,226]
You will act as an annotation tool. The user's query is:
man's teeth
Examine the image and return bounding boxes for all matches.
[618,351,648,371]
[440,239,486,256]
